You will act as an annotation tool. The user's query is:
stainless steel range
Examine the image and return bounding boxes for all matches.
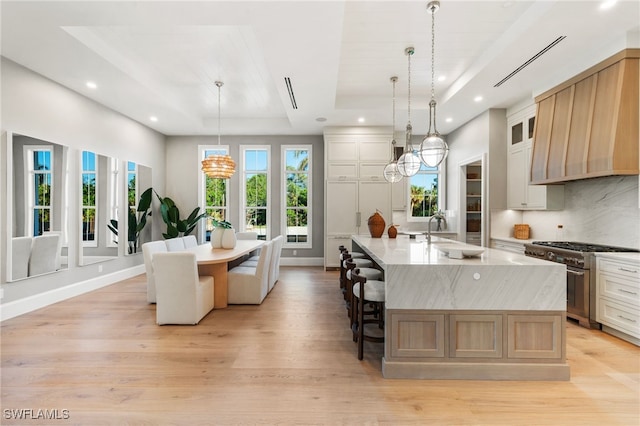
[524,241,639,328]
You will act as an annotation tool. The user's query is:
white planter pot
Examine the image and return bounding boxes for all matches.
[210,227,225,248]
[221,228,237,249]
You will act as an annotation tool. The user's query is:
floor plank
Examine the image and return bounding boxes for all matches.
[2,266,639,425]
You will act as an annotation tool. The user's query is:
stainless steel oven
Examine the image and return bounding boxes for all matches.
[524,241,639,329]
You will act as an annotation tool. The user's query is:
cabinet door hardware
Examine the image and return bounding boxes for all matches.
[617,289,638,295]
[617,315,637,323]
[618,267,638,274]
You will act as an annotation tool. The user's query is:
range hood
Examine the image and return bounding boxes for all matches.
[531,49,639,184]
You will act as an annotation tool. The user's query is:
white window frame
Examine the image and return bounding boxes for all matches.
[240,145,271,240]
[198,145,231,243]
[81,151,98,248]
[281,145,312,249]
[406,161,446,222]
[24,145,53,236]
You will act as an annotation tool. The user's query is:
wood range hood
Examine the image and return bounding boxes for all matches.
[531,49,639,184]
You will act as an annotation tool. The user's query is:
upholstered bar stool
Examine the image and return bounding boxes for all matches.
[338,246,366,290]
[341,253,373,303]
[343,258,383,325]
[351,267,385,360]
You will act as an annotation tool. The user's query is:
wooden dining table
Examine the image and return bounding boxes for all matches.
[186,239,264,308]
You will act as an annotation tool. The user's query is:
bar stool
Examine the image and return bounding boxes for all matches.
[351,267,385,360]
[344,258,383,328]
[338,246,366,290]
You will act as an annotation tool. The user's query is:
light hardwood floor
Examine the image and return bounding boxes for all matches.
[1,267,639,425]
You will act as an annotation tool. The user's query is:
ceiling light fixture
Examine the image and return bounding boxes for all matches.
[149,116,158,122]
[358,117,365,123]
[474,95,483,102]
[418,1,449,168]
[383,76,403,183]
[201,81,236,180]
[86,81,97,89]
[600,0,617,10]
[397,47,421,177]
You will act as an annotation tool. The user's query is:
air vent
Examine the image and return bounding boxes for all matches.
[284,77,298,109]
[494,36,567,87]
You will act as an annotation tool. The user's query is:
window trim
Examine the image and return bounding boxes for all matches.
[406,161,446,222]
[198,145,231,243]
[281,145,312,249]
[239,145,271,240]
[81,150,98,248]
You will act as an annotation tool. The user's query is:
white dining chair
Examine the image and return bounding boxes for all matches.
[268,235,284,292]
[182,235,198,249]
[11,236,32,280]
[28,234,60,276]
[153,252,214,325]
[165,238,185,252]
[227,240,273,304]
[142,241,168,303]
[236,231,258,240]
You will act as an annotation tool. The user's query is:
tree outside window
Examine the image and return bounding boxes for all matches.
[242,147,269,240]
[283,147,311,246]
[409,163,440,219]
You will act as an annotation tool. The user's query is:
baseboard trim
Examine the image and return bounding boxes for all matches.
[1,265,145,321]
[279,257,324,267]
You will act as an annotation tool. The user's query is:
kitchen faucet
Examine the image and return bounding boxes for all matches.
[427,211,447,244]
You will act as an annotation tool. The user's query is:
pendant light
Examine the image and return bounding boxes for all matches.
[418,1,449,168]
[396,47,421,177]
[201,81,236,179]
[383,76,403,183]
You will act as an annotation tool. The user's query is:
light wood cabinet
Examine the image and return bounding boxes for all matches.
[596,256,640,344]
[507,106,564,210]
[531,49,639,184]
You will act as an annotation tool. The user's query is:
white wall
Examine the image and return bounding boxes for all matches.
[1,58,166,307]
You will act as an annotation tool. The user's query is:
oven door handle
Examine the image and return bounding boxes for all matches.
[567,269,584,277]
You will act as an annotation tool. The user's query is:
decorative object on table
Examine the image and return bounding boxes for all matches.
[155,190,206,240]
[383,76,403,183]
[108,187,153,254]
[388,224,398,239]
[201,81,236,179]
[418,0,449,168]
[514,224,530,240]
[211,219,236,249]
[396,46,421,177]
[367,210,386,238]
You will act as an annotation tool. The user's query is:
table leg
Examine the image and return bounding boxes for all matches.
[198,263,228,308]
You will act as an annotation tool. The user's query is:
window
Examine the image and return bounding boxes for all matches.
[199,146,230,242]
[407,162,443,220]
[127,160,137,221]
[282,146,311,248]
[241,146,270,240]
[81,151,97,246]
[107,157,120,247]
[26,146,53,236]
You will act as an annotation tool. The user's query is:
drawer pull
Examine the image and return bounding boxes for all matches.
[617,315,637,323]
[618,289,638,295]
[618,267,638,274]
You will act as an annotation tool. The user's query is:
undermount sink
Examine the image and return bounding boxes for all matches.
[436,244,484,259]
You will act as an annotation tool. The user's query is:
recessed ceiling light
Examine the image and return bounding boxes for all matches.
[149,116,158,122]
[438,75,446,82]
[358,117,365,123]
[445,117,453,123]
[474,96,483,102]
[316,117,327,122]
[86,81,97,89]
[600,0,617,10]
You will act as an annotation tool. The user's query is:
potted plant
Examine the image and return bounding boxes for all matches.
[108,187,153,254]
[155,191,206,240]
[211,219,236,249]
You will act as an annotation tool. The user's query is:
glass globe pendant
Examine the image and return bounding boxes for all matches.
[418,1,449,168]
[383,76,403,183]
[397,46,420,177]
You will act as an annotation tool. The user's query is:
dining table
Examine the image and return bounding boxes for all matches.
[186,239,264,308]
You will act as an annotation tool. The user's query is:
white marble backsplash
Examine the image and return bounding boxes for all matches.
[491,175,639,249]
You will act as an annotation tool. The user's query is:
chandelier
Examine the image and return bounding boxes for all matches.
[418,0,449,168]
[201,81,236,179]
[383,76,403,183]
[396,47,421,177]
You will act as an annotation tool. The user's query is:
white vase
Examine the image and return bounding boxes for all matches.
[210,227,225,248]
[221,228,237,249]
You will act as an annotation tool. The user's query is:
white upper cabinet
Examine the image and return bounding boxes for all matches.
[507,106,564,210]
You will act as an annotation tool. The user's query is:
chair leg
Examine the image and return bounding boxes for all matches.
[358,295,364,360]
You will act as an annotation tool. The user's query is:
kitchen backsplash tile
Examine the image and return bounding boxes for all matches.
[492,175,639,249]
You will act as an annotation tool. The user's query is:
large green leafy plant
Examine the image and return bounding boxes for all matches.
[107,187,153,254]
[155,191,206,239]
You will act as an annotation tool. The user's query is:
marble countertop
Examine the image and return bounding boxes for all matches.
[490,236,534,244]
[352,235,555,267]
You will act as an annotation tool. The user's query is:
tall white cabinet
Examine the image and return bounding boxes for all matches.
[507,105,564,210]
[324,128,393,268]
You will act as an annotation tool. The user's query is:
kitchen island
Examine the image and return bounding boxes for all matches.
[351,235,570,380]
